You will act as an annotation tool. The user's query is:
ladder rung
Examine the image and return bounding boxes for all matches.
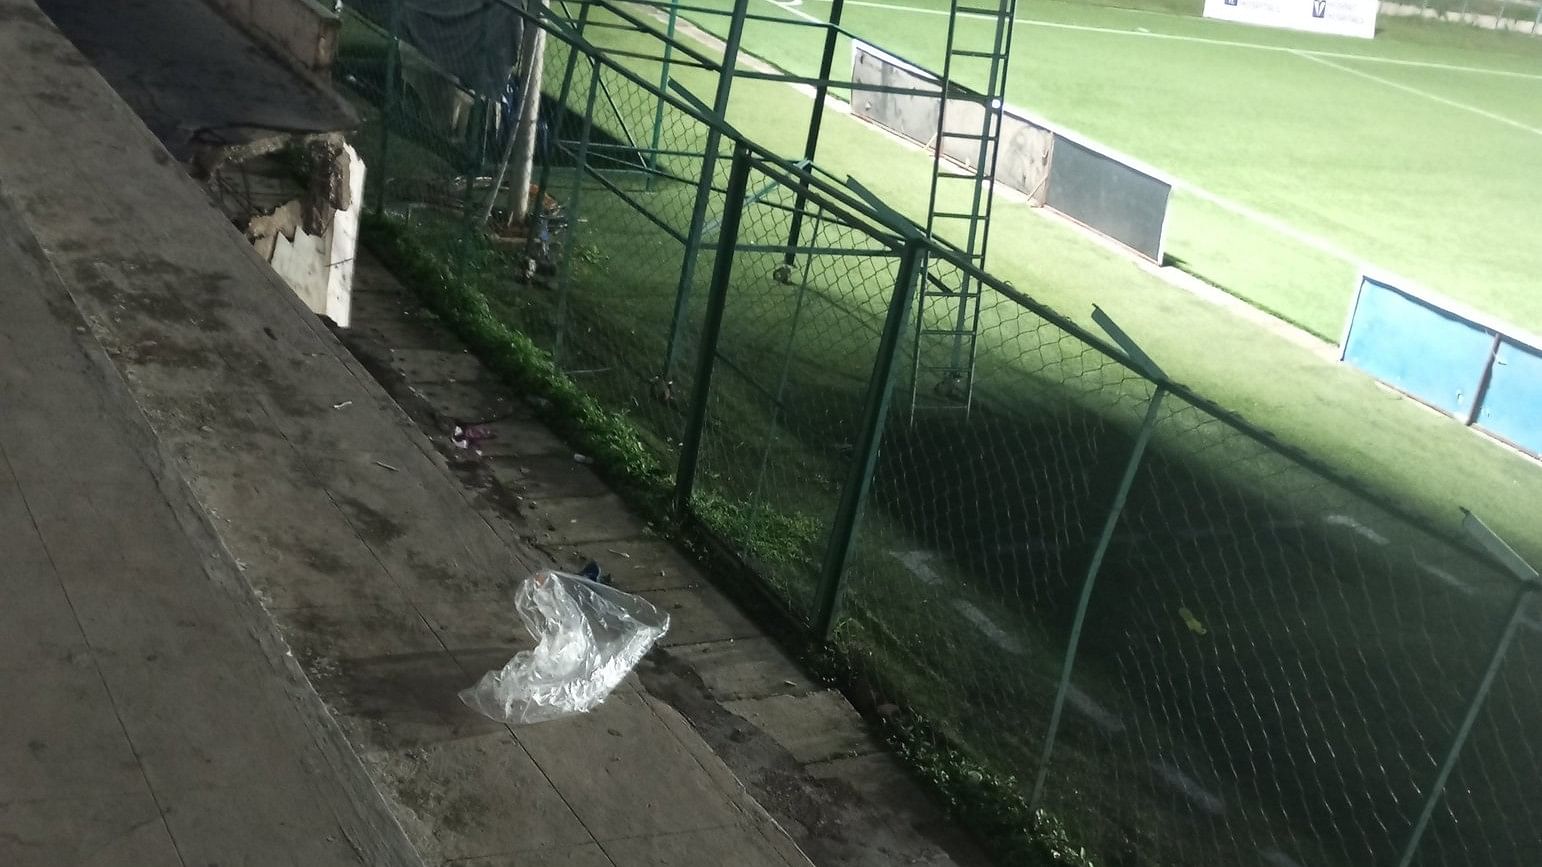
[920,329,973,336]
[955,4,1007,15]
[951,49,1000,59]
[932,211,980,220]
[937,170,982,180]
[941,131,991,140]
[919,364,975,373]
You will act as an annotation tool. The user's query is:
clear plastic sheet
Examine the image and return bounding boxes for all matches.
[459,571,670,725]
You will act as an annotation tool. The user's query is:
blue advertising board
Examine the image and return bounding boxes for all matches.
[1475,339,1542,457]
[1341,276,1495,419]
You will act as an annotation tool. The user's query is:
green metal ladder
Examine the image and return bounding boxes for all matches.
[910,0,1018,417]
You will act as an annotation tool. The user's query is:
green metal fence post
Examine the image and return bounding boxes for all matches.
[1532,0,1541,32]
[1028,385,1167,811]
[780,0,847,272]
[810,240,927,640]
[551,59,602,367]
[374,0,404,214]
[673,144,755,517]
[1395,511,1541,867]
[646,0,681,192]
[661,0,750,375]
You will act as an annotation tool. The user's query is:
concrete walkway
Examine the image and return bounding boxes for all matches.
[0,194,379,867]
[0,1,802,864]
[0,1,983,865]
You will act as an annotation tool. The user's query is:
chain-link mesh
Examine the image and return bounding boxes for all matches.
[691,159,906,613]
[337,5,1541,865]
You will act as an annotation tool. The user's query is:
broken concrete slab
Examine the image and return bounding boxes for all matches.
[722,691,882,766]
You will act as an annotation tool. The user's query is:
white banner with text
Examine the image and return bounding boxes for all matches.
[1202,0,1378,38]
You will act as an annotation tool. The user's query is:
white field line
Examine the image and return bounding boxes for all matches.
[1066,683,1127,734]
[1417,561,1478,596]
[1293,50,1542,138]
[1149,761,1227,815]
[799,0,1542,81]
[755,0,1365,266]
[1322,513,1391,545]
[1260,849,1307,867]
[768,0,821,22]
[952,600,1029,655]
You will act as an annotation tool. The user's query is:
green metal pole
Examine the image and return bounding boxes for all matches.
[646,0,681,192]
[551,60,602,368]
[811,240,927,639]
[1395,512,1540,867]
[1028,386,1167,811]
[673,144,755,517]
[375,0,404,214]
[1532,0,1540,32]
[780,0,846,272]
[661,0,751,375]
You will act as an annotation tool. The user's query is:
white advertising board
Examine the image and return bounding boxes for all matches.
[1202,0,1378,38]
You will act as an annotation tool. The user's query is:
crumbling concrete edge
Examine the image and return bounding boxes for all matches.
[3,193,429,867]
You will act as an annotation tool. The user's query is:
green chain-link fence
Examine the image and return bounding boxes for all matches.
[335,2,1542,864]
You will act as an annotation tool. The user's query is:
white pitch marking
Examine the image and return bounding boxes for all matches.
[1260,849,1307,867]
[1323,513,1390,546]
[1293,50,1542,139]
[1066,683,1127,734]
[1150,761,1227,815]
[890,549,945,586]
[952,600,1028,655]
[1418,562,1477,596]
[788,0,1542,81]
[767,0,822,24]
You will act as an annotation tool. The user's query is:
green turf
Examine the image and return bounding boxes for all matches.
[553,6,1542,558]
[672,0,1542,338]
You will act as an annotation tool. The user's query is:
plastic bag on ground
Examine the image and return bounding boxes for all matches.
[459,570,670,725]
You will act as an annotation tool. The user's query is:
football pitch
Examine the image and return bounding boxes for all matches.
[535,0,1542,564]
[681,0,1542,339]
